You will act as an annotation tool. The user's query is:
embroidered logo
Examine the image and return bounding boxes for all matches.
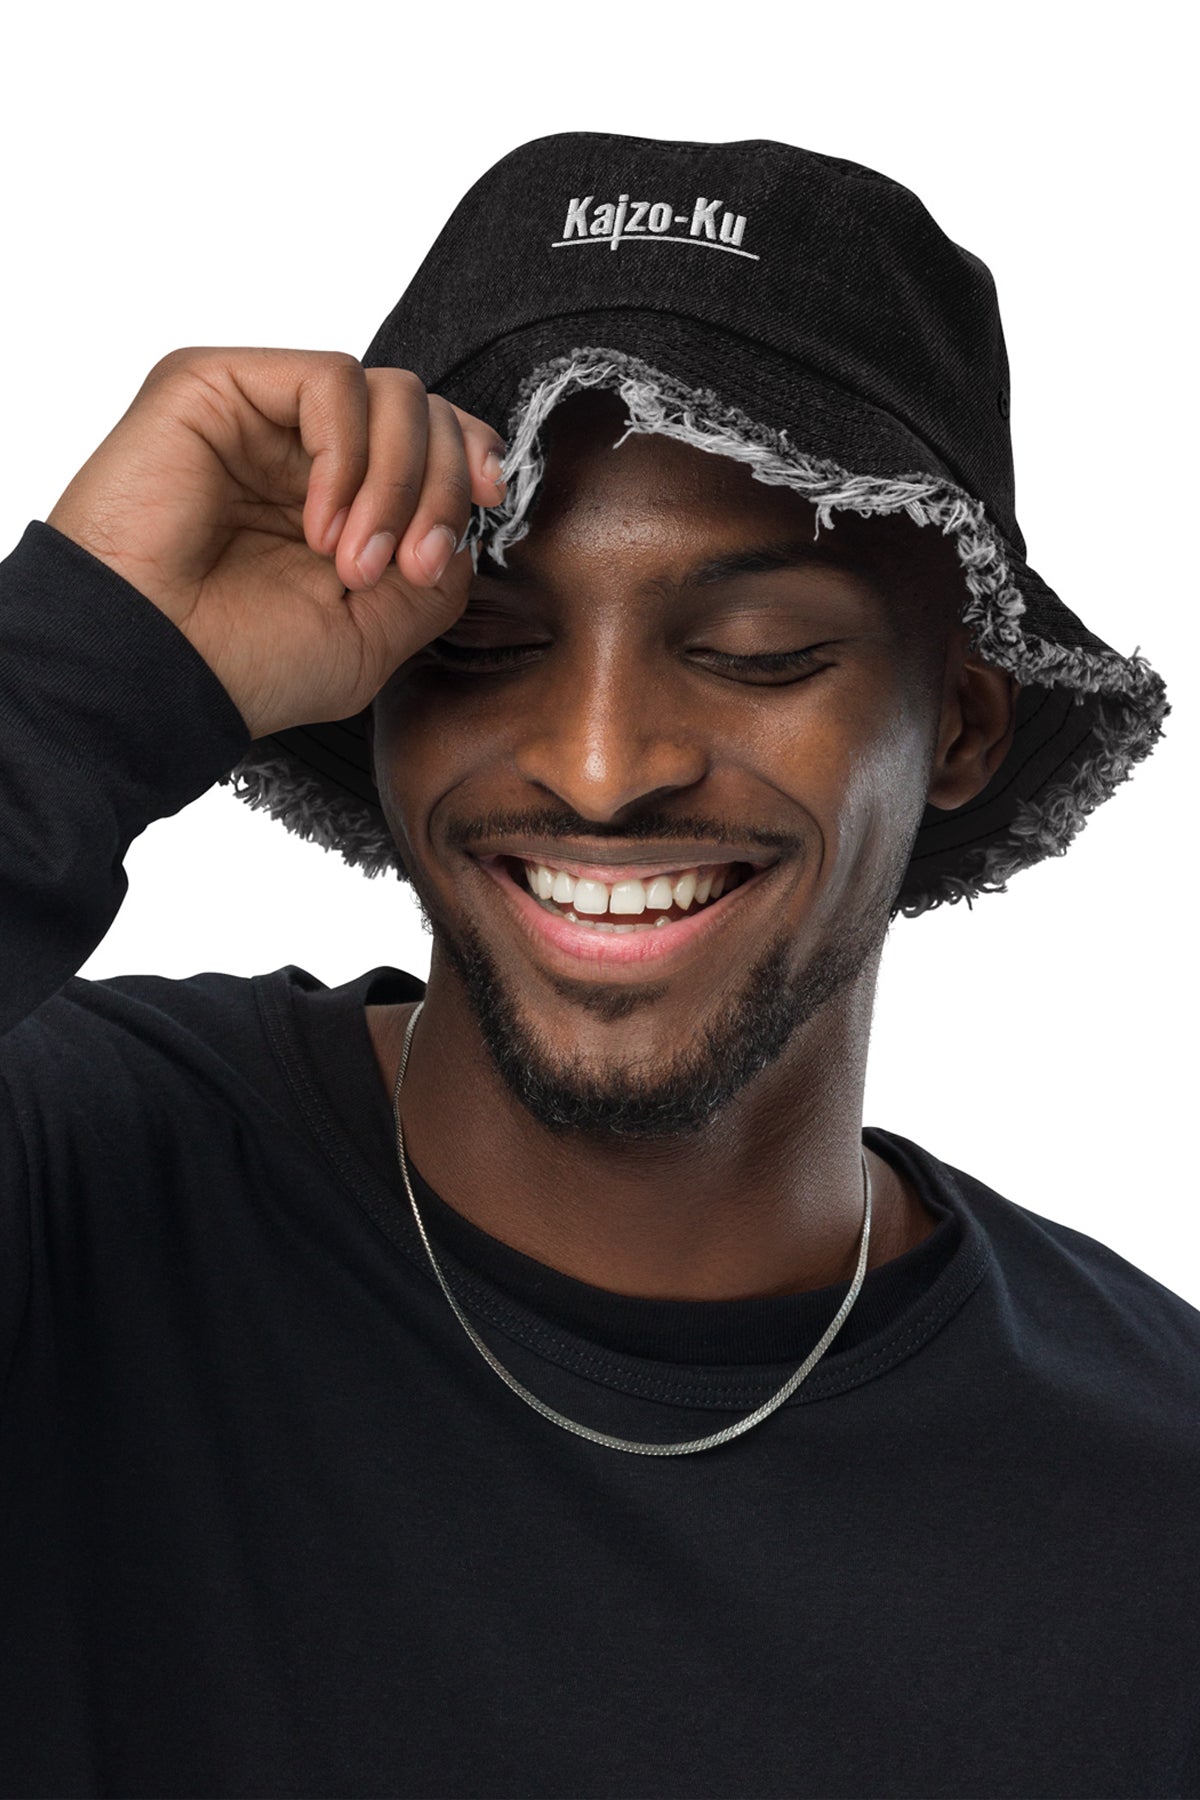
[553,194,758,260]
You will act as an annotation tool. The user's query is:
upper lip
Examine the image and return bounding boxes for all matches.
[471,843,779,877]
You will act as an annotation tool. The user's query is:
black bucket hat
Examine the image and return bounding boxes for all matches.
[216,131,1170,918]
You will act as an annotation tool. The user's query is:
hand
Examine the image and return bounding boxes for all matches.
[46,346,507,739]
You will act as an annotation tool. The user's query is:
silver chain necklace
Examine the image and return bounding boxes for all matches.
[390,1000,873,1458]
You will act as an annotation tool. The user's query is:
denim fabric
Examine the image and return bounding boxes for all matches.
[364,134,1022,548]
[213,132,1170,916]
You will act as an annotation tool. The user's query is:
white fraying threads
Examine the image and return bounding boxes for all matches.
[223,344,1169,918]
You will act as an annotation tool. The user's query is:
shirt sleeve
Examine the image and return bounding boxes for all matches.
[0,520,252,1378]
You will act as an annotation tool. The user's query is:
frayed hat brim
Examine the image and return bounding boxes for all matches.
[219,343,1169,921]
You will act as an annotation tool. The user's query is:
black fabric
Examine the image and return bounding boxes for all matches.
[1,523,1199,1798]
[363,135,1022,548]
[246,132,1171,918]
[203,131,1171,919]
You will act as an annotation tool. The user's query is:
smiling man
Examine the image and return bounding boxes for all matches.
[1,133,1196,1800]
[361,386,1014,1304]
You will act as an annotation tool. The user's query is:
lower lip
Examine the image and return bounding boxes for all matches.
[474,856,775,973]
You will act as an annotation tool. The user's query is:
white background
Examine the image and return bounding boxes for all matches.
[2,3,1195,1300]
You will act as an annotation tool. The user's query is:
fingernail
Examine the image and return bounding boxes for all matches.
[357,531,397,589]
[483,449,506,487]
[414,525,456,583]
[324,506,350,554]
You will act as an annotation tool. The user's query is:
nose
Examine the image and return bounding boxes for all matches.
[511,643,710,819]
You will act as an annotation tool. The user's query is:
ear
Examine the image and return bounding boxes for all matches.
[925,647,1021,813]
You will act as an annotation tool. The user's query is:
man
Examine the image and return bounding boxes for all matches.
[0,132,1194,1798]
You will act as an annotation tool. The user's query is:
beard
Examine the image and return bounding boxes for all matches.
[408,872,893,1145]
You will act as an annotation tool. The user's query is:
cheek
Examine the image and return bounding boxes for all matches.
[764,682,931,878]
[837,702,935,890]
[372,665,930,850]
[370,678,522,858]
[850,701,929,803]
[375,678,506,780]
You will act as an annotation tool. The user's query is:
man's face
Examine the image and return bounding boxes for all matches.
[368,388,969,1142]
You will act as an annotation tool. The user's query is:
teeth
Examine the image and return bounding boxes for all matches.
[520,861,739,918]
[559,907,676,932]
[672,871,696,911]
[572,878,610,916]
[608,880,646,917]
[559,910,642,932]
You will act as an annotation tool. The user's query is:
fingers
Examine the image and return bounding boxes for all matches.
[446,400,511,504]
[145,351,508,594]
[388,387,509,592]
[192,348,373,560]
[305,366,507,595]
[296,355,373,560]
[389,393,469,591]
[324,367,430,591]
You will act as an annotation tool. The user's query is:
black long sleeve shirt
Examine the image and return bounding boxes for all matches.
[1,521,1198,1799]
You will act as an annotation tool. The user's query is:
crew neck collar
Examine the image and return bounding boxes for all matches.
[257,963,992,1400]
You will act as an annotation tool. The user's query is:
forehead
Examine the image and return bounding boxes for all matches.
[534,386,810,526]
[505,386,964,625]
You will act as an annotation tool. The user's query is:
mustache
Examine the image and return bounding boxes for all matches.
[446,809,797,857]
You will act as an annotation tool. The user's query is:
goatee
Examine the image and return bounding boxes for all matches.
[423,901,888,1145]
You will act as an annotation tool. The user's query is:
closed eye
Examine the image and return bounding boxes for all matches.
[424,640,548,668]
[705,646,825,679]
[423,641,831,684]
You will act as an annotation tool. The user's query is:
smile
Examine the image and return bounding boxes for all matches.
[519,858,749,928]
[473,853,776,973]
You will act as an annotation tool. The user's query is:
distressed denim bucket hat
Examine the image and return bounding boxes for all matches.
[217,130,1170,918]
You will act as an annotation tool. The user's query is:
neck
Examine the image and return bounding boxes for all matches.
[369,960,933,1303]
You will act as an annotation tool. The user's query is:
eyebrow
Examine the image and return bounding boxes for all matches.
[480,535,861,594]
[656,536,856,596]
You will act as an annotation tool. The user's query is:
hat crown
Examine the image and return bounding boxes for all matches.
[219,133,1169,920]
[364,130,1017,544]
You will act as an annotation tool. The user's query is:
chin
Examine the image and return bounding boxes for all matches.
[431,908,877,1144]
